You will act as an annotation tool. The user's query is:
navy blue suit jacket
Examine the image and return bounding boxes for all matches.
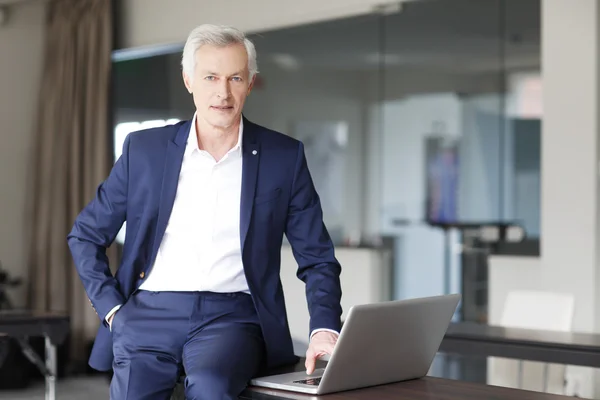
[67,117,343,372]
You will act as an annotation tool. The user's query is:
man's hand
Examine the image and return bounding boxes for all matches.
[305,331,338,375]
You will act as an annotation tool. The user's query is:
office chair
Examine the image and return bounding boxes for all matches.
[487,290,574,395]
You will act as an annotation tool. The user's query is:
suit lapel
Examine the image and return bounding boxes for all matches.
[240,118,260,252]
[149,121,190,266]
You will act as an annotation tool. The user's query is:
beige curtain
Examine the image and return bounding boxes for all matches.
[26,0,115,368]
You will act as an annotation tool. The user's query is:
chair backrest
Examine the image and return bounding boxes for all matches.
[500,290,574,331]
[487,290,574,395]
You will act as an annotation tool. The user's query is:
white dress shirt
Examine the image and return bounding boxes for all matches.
[138,114,248,293]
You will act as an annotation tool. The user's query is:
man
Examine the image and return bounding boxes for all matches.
[67,24,342,399]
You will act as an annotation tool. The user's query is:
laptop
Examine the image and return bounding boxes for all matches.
[250,293,461,395]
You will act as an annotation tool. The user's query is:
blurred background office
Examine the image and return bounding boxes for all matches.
[1,0,599,398]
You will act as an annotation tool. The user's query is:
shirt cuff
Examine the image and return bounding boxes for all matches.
[310,328,340,339]
[106,304,122,331]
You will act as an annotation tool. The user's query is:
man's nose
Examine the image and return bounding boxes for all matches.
[216,81,230,99]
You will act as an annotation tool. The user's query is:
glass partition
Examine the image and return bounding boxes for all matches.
[110,0,541,332]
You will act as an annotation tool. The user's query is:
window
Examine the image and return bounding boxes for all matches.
[114,119,181,161]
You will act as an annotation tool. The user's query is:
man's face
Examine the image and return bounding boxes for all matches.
[183,43,254,130]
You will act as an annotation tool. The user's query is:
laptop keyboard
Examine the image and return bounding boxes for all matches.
[293,377,321,386]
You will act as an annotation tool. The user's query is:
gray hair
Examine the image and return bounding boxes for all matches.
[181,24,258,82]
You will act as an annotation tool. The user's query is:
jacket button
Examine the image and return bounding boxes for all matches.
[139,271,145,279]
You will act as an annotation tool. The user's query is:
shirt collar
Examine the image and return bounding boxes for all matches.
[186,113,244,157]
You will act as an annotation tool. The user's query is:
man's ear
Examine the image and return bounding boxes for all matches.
[247,74,256,96]
[182,70,193,94]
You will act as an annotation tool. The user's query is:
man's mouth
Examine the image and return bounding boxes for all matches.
[211,105,233,111]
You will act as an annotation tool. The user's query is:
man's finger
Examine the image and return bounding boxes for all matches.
[305,358,316,375]
[305,350,316,375]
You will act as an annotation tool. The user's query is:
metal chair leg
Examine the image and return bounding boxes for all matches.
[542,363,549,392]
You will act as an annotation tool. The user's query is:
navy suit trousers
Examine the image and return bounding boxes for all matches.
[110,290,265,399]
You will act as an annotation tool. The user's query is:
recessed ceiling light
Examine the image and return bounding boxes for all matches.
[271,53,300,70]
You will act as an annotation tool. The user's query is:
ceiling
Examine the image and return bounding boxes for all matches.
[0,0,40,6]
[248,0,540,74]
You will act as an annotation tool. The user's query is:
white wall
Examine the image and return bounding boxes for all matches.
[117,0,406,49]
[540,0,600,335]
[488,1,600,397]
[0,3,46,306]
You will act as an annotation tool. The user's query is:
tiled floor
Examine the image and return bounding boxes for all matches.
[0,375,109,400]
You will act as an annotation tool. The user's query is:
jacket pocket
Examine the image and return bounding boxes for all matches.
[254,188,281,205]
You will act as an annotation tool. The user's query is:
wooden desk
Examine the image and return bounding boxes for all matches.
[240,376,572,399]
[0,310,70,400]
[442,322,600,367]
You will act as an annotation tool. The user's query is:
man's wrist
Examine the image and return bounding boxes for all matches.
[310,328,339,339]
